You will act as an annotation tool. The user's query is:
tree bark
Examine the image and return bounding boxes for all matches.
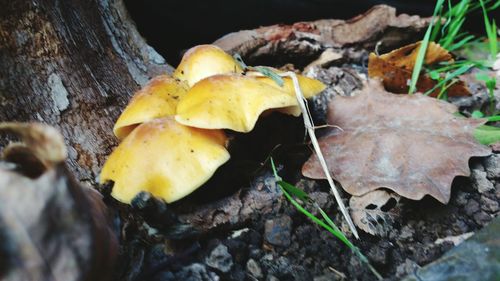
[0,0,172,182]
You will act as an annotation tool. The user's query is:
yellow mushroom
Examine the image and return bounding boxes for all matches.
[101,117,230,204]
[248,70,326,116]
[102,44,326,205]
[113,75,189,140]
[248,69,326,99]
[175,72,326,132]
[173,45,243,87]
[175,74,301,132]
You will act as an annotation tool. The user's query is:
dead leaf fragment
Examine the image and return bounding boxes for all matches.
[0,122,117,281]
[302,80,491,203]
[377,41,452,69]
[0,122,67,168]
[350,190,401,236]
[368,41,470,97]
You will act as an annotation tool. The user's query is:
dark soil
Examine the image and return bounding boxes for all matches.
[107,157,500,281]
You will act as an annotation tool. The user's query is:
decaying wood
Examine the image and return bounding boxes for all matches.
[0,0,172,182]
[214,5,430,65]
[174,171,284,236]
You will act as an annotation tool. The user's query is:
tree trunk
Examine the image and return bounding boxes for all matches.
[0,0,172,182]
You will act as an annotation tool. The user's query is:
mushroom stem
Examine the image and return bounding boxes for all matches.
[279,72,359,239]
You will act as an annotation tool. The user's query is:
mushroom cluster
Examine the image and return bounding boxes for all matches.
[100,45,326,204]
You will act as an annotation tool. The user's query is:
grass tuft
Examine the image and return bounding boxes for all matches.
[408,0,446,94]
[270,158,383,280]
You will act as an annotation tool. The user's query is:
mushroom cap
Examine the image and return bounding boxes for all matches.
[101,117,230,204]
[248,69,326,99]
[250,71,326,116]
[175,74,300,132]
[113,76,188,140]
[175,72,326,132]
[173,45,243,87]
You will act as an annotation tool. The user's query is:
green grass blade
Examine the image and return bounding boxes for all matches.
[474,125,500,145]
[447,34,475,51]
[490,20,498,56]
[270,157,383,280]
[487,116,500,122]
[430,1,445,42]
[441,18,466,49]
[479,0,498,58]
[437,78,459,100]
[409,0,446,94]
[440,0,469,49]
[278,180,309,201]
[252,66,284,87]
[459,0,498,16]
[472,110,485,118]
[316,206,353,248]
[278,185,348,249]
[424,63,473,95]
[279,184,383,280]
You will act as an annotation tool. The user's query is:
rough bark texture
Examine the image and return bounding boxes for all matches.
[0,0,172,182]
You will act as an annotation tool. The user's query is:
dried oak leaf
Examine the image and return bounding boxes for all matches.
[302,80,491,203]
[368,41,470,97]
[350,190,401,236]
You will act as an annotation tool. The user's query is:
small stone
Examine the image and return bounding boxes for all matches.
[452,219,469,233]
[455,192,469,206]
[264,215,292,247]
[152,271,175,281]
[245,229,262,246]
[402,217,500,281]
[224,239,247,263]
[484,154,500,179]
[367,241,392,265]
[175,263,219,281]
[313,272,343,281]
[227,264,246,281]
[481,196,499,213]
[395,259,420,277]
[400,225,415,240]
[205,244,233,273]
[249,246,263,259]
[471,170,495,193]
[266,275,280,281]
[246,258,263,278]
[260,256,291,277]
[464,200,480,217]
[473,212,492,226]
[309,192,331,211]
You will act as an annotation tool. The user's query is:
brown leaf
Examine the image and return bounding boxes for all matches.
[0,122,117,281]
[350,190,401,236]
[302,80,491,203]
[368,41,470,97]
